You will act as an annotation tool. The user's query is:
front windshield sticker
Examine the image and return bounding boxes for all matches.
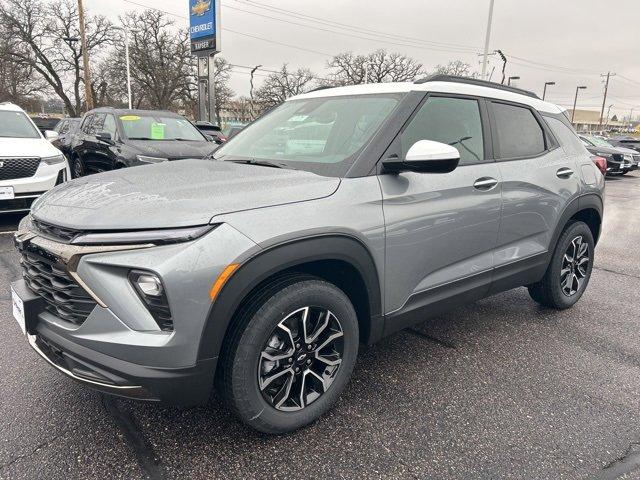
[288,115,309,122]
[151,122,166,139]
[120,115,141,121]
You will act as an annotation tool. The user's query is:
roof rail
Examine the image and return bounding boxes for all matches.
[414,74,540,99]
[307,85,336,93]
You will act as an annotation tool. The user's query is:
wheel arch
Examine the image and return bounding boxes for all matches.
[197,234,384,364]
[551,193,603,251]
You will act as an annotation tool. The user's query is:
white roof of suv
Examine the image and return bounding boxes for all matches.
[0,102,25,112]
[290,78,564,115]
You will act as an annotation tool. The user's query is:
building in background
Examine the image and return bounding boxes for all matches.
[566,109,629,133]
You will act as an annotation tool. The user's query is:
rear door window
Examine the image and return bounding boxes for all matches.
[492,102,546,159]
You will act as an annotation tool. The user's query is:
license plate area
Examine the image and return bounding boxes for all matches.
[0,186,15,200]
[10,280,47,335]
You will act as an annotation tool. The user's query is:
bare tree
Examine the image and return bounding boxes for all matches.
[0,0,113,116]
[0,30,47,104]
[255,64,315,110]
[326,49,424,85]
[118,10,192,110]
[431,60,478,78]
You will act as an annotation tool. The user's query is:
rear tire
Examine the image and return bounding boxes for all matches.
[528,220,594,309]
[218,274,359,434]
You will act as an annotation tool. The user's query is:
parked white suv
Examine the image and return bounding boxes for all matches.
[0,103,70,214]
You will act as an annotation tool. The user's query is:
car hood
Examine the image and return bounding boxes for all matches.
[0,137,62,158]
[585,145,622,156]
[127,140,216,159]
[31,160,340,230]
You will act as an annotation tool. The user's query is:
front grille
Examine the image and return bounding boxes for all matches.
[612,154,623,163]
[633,155,640,165]
[32,219,80,243]
[0,157,40,181]
[0,196,37,212]
[19,243,96,325]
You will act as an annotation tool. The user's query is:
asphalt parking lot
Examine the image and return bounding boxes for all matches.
[1,173,640,480]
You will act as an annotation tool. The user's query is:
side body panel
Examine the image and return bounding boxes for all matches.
[378,164,502,315]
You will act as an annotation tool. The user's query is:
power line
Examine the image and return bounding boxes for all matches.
[232,0,480,52]
[225,3,479,54]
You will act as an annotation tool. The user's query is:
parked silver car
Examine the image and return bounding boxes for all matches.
[11,75,604,433]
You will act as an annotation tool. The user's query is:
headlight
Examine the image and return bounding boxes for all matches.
[70,224,216,245]
[137,155,168,163]
[623,154,633,161]
[595,152,612,158]
[42,154,65,165]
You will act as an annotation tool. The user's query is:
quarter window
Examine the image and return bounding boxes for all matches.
[400,96,485,165]
[492,102,545,159]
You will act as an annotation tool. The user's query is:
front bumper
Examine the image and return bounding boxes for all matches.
[12,221,259,405]
[1,161,69,213]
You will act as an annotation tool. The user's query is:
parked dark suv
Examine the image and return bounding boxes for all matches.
[69,108,217,177]
[52,118,81,159]
[12,76,604,434]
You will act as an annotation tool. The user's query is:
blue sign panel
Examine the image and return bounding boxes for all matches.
[189,0,219,53]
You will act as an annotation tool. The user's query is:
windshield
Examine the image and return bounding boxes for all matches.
[119,114,206,141]
[585,136,615,148]
[214,94,403,176]
[0,111,41,139]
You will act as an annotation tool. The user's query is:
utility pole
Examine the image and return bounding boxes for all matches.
[599,71,615,129]
[77,0,94,111]
[481,0,495,80]
[249,65,262,120]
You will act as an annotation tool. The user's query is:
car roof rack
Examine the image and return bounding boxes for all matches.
[414,74,540,99]
[308,85,336,93]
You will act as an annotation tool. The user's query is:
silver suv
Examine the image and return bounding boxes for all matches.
[11,76,604,434]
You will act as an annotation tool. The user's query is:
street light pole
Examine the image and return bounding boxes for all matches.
[77,0,94,111]
[542,81,555,100]
[571,86,587,123]
[507,76,519,86]
[481,0,495,80]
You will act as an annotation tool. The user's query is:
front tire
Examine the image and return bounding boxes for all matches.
[528,220,594,309]
[219,275,359,434]
[71,156,85,178]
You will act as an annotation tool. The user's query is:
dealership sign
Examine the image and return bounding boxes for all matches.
[189,0,220,54]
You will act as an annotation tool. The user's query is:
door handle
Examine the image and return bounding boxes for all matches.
[556,167,574,178]
[473,177,499,191]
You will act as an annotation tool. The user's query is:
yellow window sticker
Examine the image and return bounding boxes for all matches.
[120,115,141,121]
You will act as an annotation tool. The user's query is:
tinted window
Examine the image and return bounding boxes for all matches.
[492,102,545,158]
[89,114,106,135]
[81,115,94,134]
[400,96,485,165]
[103,114,117,137]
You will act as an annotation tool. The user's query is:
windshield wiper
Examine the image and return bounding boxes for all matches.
[228,159,288,169]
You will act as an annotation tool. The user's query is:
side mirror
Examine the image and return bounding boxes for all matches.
[96,131,113,143]
[383,140,460,174]
[44,130,59,142]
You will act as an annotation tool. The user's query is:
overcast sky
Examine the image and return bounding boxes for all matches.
[87,0,640,120]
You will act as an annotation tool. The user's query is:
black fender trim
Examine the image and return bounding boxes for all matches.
[550,193,603,252]
[197,234,383,362]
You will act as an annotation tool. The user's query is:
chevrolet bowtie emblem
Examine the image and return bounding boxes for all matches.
[191,0,211,16]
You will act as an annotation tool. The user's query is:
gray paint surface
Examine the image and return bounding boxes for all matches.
[31,159,340,230]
